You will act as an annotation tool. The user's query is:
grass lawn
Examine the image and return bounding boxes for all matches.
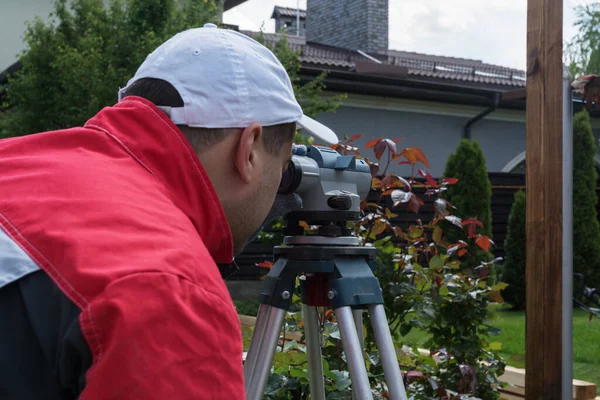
[400,304,600,387]
[486,304,600,387]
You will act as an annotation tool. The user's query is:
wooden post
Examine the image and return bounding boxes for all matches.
[525,0,563,398]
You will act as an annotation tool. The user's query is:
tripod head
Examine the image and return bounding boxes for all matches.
[278,145,371,238]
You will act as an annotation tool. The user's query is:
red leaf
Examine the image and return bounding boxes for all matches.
[458,249,468,258]
[398,160,412,166]
[462,218,483,227]
[476,235,491,252]
[381,174,393,187]
[360,200,368,211]
[462,218,483,238]
[408,193,421,213]
[479,267,489,279]
[407,147,429,168]
[372,177,383,189]
[349,134,362,141]
[257,261,273,269]
[443,177,459,185]
[393,138,404,143]
[393,226,406,238]
[419,169,438,188]
[365,138,383,149]
[299,221,310,231]
[467,224,476,238]
[371,219,387,235]
[401,148,417,164]
[406,371,425,383]
[374,140,387,160]
[374,138,398,160]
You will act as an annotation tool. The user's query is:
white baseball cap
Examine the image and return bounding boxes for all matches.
[118,23,338,145]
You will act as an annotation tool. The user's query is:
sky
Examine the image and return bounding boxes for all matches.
[223,0,599,71]
[0,0,597,72]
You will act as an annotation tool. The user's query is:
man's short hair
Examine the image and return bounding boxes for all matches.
[120,78,296,154]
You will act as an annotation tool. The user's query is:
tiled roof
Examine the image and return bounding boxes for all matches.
[244,31,526,89]
[272,6,306,19]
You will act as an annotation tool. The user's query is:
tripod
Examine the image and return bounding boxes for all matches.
[243,217,408,400]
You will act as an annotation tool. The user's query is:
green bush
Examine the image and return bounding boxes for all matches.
[573,110,600,291]
[442,139,493,236]
[441,139,494,272]
[0,0,220,138]
[501,190,527,310]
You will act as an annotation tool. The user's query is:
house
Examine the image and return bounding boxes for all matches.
[262,1,600,178]
[271,6,306,37]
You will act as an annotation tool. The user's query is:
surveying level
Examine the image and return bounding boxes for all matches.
[243,146,408,400]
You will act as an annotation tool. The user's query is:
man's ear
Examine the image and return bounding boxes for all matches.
[234,122,264,184]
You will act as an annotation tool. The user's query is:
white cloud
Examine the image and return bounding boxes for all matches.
[223,0,590,71]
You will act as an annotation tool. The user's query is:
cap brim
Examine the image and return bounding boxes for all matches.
[297,115,339,145]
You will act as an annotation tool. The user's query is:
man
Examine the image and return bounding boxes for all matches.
[0,23,338,399]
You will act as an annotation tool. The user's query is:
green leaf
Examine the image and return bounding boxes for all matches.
[284,340,297,351]
[290,367,309,378]
[373,235,391,248]
[491,282,509,291]
[273,350,307,365]
[329,330,341,340]
[433,226,443,243]
[331,370,352,390]
[326,391,353,400]
[367,350,380,366]
[325,370,338,380]
[264,373,285,395]
[489,341,503,351]
[399,323,413,336]
[429,255,444,269]
[439,285,449,296]
[321,357,329,374]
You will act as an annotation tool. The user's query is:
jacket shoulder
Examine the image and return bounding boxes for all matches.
[0,127,226,304]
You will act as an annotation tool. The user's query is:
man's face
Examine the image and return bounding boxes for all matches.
[229,127,294,255]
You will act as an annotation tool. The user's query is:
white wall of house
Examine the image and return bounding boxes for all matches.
[313,93,600,177]
[0,0,56,71]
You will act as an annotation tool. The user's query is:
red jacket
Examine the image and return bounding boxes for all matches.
[0,96,245,399]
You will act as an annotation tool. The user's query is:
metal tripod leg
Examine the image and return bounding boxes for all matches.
[336,306,373,400]
[368,304,408,400]
[244,303,270,390]
[244,305,287,400]
[353,309,364,353]
[303,305,326,400]
[352,309,365,400]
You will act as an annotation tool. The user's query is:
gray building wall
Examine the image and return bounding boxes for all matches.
[306,0,389,53]
[313,105,528,177]
[0,0,55,72]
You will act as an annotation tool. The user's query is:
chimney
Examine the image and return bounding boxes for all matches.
[306,0,389,54]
